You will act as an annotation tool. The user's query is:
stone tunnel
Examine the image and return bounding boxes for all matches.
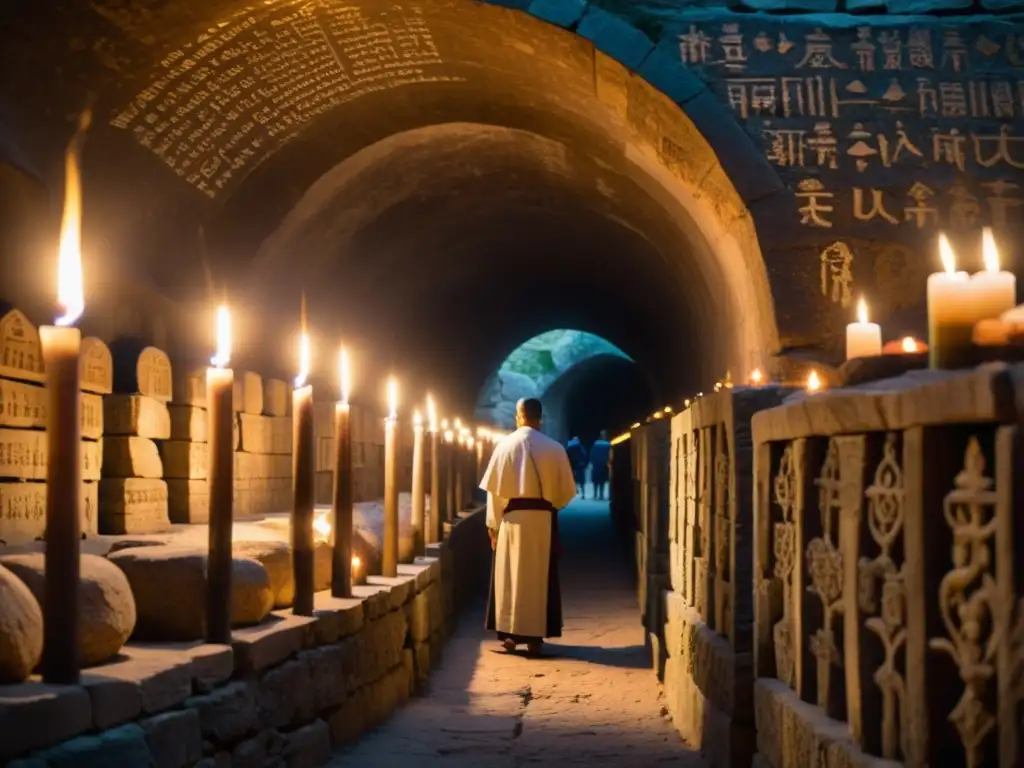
[0,0,1022,764]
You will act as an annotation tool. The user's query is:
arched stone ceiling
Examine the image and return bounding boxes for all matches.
[0,0,782,413]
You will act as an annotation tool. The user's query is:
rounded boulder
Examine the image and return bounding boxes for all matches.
[0,563,43,682]
[0,553,136,666]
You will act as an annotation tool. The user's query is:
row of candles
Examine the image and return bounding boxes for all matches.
[35,113,506,684]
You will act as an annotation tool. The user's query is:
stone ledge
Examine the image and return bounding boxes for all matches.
[753,678,902,768]
[0,683,92,761]
[751,364,1018,444]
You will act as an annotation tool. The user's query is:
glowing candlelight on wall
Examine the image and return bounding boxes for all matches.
[39,106,92,684]
[845,296,882,361]
[426,394,441,544]
[427,395,438,433]
[411,408,425,556]
[206,303,234,643]
[749,368,763,386]
[806,370,822,392]
[902,337,919,353]
[331,344,353,598]
[382,376,400,576]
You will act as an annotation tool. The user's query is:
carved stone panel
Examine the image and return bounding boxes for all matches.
[136,347,172,403]
[79,337,113,394]
[0,308,44,384]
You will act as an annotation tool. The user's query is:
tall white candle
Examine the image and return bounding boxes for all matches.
[928,234,972,369]
[971,227,1016,321]
[845,297,882,360]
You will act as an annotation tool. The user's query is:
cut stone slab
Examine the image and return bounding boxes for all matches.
[160,440,208,480]
[0,564,42,683]
[172,366,206,408]
[141,709,202,768]
[167,479,208,524]
[233,372,263,415]
[0,553,136,666]
[0,682,92,761]
[79,337,113,395]
[111,341,172,403]
[262,378,288,417]
[102,436,164,479]
[29,721,153,766]
[168,404,207,442]
[234,540,292,608]
[107,545,273,641]
[103,395,170,439]
[99,478,170,535]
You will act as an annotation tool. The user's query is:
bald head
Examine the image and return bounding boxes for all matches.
[516,398,542,429]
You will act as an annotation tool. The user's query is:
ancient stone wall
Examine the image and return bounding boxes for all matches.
[1,510,486,767]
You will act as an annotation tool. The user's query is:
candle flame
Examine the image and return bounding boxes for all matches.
[468,437,475,449]
[441,418,449,431]
[386,377,398,420]
[806,369,822,392]
[294,332,310,388]
[750,368,763,385]
[938,233,957,275]
[902,336,919,353]
[313,512,332,542]
[413,409,422,428]
[427,395,438,432]
[352,555,361,570]
[857,296,868,324]
[338,347,350,405]
[444,429,454,443]
[664,406,673,413]
[454,418,462,433]
[653,411,663,420]
[631,422,641,429]
[982,227,1000,273]
[55,107,92,327]
[210,305,232,368]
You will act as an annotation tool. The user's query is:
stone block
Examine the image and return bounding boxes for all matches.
[282,718,331,767]
[79,337,113,395]
[168,404,207,442]
[577,6,653,69]
[270,454,291,478]
[103,395,170,439]
[0,430,99,482]
[299,643,347,710]
[232,371,263,415]
[0,682,92,761]
[29,722,153,767]
[167,479,208,524]
[141,709,202,768]
[0,308,44,383]
[186,680,260,746]
[310,592,365,644]
[102,436,163,478]
[99,478,170,535]
[160,440,208,480]
[0,481,97,544]
[80,673,141,730]
[256,657,314,728]
[230,729,282,768]
[0,553,135,667]
[0,563,42,684]
[269,417,291,454]
[172,367,205,408]
[231,614,315,674]
[234,540,291,609]
[110,341,172,402]
[262,378,288,417]
[237,413,271,454]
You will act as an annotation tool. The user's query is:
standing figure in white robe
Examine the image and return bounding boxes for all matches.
[479,398,577,656]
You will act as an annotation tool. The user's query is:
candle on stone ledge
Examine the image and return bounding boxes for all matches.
[454,432,465,514]
[382,377,400,577]
[973,227,1016,321]
[292,321,315,616]
[331,347,353,598]
[749,368,764,386]
[846,297,882,361]
[443,428,455,523]
[427,396,441,545]
[806,370,822,393]
[411,408,425,558]
[928,234,972,369]
[351,555,365,586]
[206,304,234,643]
[39,108,91,684]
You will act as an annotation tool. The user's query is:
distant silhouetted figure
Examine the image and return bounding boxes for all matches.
[589,430,611,501]
[565,436,588,498]
[480,398,576,657]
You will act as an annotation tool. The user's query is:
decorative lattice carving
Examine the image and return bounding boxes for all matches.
[808,438,844,708]
[773,443,797,687]
[929,438,1003,768]
[858,433,907,760]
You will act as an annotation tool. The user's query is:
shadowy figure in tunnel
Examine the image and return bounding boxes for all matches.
[589,430,611,501]
[480,398,577,658]
[565,436,589,498]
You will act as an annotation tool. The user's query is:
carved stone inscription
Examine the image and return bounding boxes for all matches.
[79,337,113,395]
[110,0,460,199]
[0,482,98,543]
[0,309,44,384]
[674,13,1024,233]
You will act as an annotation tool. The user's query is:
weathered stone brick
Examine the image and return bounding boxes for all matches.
[141,709,202,768]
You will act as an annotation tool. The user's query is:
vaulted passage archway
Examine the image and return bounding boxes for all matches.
[0,0,779,414]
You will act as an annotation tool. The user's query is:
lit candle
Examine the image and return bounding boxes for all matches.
[39,108,91,684]
[331,347,353,598]
[382,378,399,577]
[928,234,972,369]
[845,297,882,360]
[454,431,465,514]
[474,431,485,496]
[351,555,364,586]
[292,318,315,616]
[411,408,425,557]
[882,336,929,355]
[749,368,763,386]
[902,336,919,353]
[206,304,234,643]
[443,429,455,524]
[971,227,1016,321]
[427,396,441,544]
[806,370,822,392]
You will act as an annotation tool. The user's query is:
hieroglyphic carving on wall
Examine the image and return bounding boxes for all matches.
[808,438,844,709]
[110,0,462,199]
[772,442,797,688]
[674,14,1024,233]
[929,437,1001,768]
[859,433,908,761]
[820,241,854,308]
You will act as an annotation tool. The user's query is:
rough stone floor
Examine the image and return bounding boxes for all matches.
[329,499,706,767]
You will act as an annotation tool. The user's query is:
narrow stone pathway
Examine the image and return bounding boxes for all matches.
[328,499,705,767]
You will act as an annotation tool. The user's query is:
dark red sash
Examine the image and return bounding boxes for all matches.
[503,497,561,556]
